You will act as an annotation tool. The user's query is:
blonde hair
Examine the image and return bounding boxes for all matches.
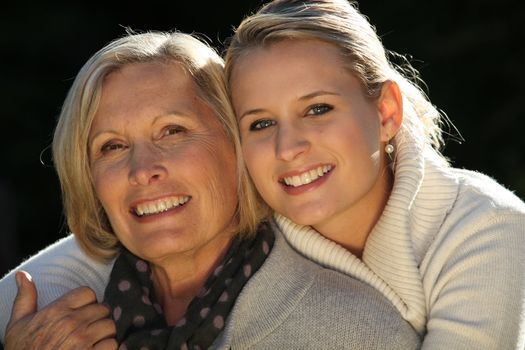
[225,0,450,164]
[53,31,267,261]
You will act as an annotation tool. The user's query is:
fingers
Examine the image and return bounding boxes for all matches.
[58,314,117,349]
[4,271,39,350]
[7,271,38,329]
[4,284,116,350]
[52,285,98,309]
[94,338,119,350]
[86,317,117,342]
[26,286,100,333]
[38,302,114,348]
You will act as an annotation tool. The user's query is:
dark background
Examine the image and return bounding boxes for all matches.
[1,0,524,278]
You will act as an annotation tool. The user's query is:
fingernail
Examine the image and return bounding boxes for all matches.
[15,271,32,288]
[21,271,32,282]
[15,271,23,288]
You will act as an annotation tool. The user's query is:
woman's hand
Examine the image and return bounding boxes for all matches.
[4,271,117,350]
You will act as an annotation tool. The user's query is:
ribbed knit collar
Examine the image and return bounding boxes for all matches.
[275,135,459,334]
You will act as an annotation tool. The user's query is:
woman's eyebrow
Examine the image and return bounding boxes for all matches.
[238,108,266,121]
[238,91,341,121]
[152,111,193,122]
[298,90,340,101]
[89,111,192,144]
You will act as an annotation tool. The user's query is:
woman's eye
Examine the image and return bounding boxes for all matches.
[163,125,186,136]
[100,142,126,154]
[250,119,276,131]
[306,104,333,116]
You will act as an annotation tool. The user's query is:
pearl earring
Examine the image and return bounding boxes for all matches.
[385,141,394,155]
[385,138,396,173]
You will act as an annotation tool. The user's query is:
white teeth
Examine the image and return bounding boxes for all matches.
[134,196,190,217]
[147,203,156,214]
[283,165,332,187]
[157,201,167,212]
[301,172,311,184]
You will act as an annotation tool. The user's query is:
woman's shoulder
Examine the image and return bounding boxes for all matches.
[0,234,115,307]
[427,166,525,251]
[450,167,525,215]
[419,164,525,274]
[0,235,115,342]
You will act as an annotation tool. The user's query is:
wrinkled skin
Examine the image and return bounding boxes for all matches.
[4,271,117,350]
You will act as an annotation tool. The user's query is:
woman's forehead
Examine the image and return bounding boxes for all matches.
[90,62,220,134]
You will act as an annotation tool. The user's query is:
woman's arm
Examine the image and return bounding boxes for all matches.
[422,212,525,349]
[0,235,114,342]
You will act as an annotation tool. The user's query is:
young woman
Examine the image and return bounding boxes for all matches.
[224,0,525,348]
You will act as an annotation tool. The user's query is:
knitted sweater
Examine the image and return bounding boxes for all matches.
[276,138,525,349]
[0,224,421,349]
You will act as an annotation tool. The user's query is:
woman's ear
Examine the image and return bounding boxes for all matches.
[377,80,403,141]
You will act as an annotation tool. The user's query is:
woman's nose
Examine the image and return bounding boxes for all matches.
[128,145,168,186]
[275,124,311,161]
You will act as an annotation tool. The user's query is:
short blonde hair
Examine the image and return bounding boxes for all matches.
[225,0,449,165]
[53,31,267,261]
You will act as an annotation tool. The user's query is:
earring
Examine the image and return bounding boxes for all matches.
[384,138,396,173]
[385,141,394,155]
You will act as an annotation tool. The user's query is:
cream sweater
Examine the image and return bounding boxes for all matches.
[276,138,525,349]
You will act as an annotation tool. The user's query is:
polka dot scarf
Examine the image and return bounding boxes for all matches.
[103,221,274,350]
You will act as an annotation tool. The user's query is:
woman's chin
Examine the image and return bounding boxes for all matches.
[279,209,329,228]
[126,234,194,261]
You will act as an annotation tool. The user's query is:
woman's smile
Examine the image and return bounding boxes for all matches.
[131,195,191,217]
[278,164,334,195]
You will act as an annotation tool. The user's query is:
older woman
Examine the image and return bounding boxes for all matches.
[0,31,420,349]
[224,0,525,349]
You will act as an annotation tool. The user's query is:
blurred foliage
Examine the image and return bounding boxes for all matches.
[0,0,523,276]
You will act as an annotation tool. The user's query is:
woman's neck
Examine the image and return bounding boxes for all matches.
[150,230,235,325]
[313,168,393,259]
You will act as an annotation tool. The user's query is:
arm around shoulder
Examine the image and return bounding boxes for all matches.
[0,234,114,342]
